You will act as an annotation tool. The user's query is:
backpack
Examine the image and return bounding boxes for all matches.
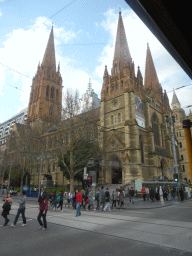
[2,201,11,211]
[95,193,99,201]
[55,195,60,202]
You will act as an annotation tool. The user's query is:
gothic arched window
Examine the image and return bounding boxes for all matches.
[115,82,118,89]
[49,105,53,116]
[50,87,55,99]
[111,115,114,124]
[121,80,124,87]
[111,84,114,91]
[56,89,59,100]
[118,113,121,123]
[106,86,109,93]
[151,113,160,146]
[46,85,49,98]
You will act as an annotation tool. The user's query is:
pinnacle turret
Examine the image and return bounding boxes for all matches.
[172,90,181,109]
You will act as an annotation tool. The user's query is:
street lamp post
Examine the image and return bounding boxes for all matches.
[38,149,44,196]
[7,163,12,192]
[1,164,5,194]
[166,113,180,188]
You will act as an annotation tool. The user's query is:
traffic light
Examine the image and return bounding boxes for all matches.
[173,173,178,182]
[182,119,191,129]
[87,176,92,186]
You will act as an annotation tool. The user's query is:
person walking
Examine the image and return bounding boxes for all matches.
[141,187,146,201]
[57,190,64,211]
[37,192,48,230]
[149,187,155,202]
[76,189,82,217]
[81,190,85,209]
[179,187,184,201]
[95,189,100,209]
[119,191,124,208]
[99,186,105,211]
[129,187,134,204]
[145,186,149,201]
[1,193,13,226]
[111,190,117,208]
[50,191,57,211]
[103,188,111,212]
[10,191,27,228]
[83,187,90,210]
[155,186,159,201]
[65,191,71,207]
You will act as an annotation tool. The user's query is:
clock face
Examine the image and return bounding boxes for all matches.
[114,102,118,107]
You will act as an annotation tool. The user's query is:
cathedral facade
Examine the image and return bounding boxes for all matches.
[2,12,191,187]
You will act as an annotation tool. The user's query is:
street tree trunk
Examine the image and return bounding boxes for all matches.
[70,150,74,191]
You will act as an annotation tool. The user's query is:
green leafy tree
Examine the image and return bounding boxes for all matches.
[57,138,101,191]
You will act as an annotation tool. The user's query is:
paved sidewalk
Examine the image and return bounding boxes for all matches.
[0,193,187,210]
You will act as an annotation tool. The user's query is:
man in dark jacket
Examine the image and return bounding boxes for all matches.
[103,188,111,212]
[129,187,134,204]
[99,186,105,211]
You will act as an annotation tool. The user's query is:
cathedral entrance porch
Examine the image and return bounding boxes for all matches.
[111,158,122,184]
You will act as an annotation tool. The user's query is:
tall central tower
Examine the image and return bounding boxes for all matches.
[27,27,62,123]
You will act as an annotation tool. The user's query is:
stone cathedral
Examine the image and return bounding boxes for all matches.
[3,11,191,187]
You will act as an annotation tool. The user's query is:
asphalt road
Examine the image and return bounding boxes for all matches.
[0,215,191,256]
[1,197,192,256]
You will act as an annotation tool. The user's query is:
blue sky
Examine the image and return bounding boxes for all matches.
[0,0,191,124]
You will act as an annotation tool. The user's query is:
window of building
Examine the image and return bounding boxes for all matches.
[181,155,184,160]
[111,115,114,124]
[106,86,109,93]
[177,132,178,137]
[151,113,160,146]
[56,89,59,100]
[48,165,50,173]
[121,81,124,87]
[180,142,182,148]
[46,85,49,98]
[115,82,118,89]
[53,164,55,172]
[49,105,53,116]
[111,84,114,91]
[114,65,117,73]
[180,131,181,137]
[118,113,121,123]
[50,87,55,99]
[182,165,185,172]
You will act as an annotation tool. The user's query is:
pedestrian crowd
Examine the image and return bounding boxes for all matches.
[1,185,186,229]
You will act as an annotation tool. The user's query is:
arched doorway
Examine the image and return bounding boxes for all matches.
[111,157,122,184]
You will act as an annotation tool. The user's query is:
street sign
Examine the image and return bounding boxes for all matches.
[167,168,175,171]
[83,174,88,180]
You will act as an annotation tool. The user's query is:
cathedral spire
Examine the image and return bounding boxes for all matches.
[113,11,132,65]
[172,90,181,109]
[144,43,160,91]
[42,26,56,71]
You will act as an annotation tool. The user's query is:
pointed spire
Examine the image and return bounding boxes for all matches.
[144,43,160,91]
[103,65,109,78]
[42,26,56,71]
[171,90,181,109]
[137,66,143,85]
[113,11,132,65]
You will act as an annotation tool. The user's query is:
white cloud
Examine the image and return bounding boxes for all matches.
[95,8,192,114]
[0,16,100,123]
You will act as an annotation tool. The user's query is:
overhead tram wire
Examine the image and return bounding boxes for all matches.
[32,0,78,32]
